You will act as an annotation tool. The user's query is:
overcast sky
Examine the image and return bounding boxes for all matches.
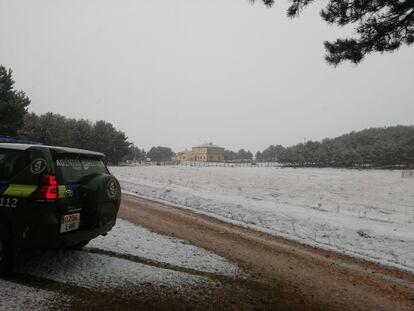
[1,0,413,152]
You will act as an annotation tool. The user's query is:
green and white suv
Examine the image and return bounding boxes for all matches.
[0,143,121,273]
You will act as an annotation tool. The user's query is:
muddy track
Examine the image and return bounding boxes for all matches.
[120,194,414,311]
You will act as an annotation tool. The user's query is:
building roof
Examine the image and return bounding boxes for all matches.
[0,143,104,157]
[193,142,224,149]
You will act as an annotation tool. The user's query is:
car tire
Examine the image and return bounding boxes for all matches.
[0,223,13,275]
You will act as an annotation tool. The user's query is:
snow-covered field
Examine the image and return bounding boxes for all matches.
[111,165,414,273]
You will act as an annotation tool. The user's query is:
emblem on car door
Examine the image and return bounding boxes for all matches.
[30,159,47,174]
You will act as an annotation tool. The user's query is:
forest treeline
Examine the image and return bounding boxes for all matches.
[224,149,253,161]
[19,113,132,165]
[256,126,414,168]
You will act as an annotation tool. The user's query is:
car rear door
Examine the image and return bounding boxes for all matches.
[0,146,57,247]
[52,153,120,234]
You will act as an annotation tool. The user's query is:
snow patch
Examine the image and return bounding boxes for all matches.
[89,219,241,277]
[15,251,209,291]
[13,220,240,292]
[0,279,67,311]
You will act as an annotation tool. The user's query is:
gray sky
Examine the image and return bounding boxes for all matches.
[1,0,413,152]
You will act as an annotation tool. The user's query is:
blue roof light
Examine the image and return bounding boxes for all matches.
[0,136,43,145]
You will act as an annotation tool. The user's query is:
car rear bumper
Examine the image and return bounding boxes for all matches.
[16,220,116,251]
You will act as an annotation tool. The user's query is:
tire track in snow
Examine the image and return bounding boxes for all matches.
[85,247,246,282]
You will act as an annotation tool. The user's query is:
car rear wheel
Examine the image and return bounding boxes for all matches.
[0,223,13,275]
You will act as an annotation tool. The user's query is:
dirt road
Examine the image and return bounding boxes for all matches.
[120,194,414,311]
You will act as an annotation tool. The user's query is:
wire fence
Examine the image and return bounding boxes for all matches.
[125,161,282,168]
[178,161,281,168]
[121,162,414,173]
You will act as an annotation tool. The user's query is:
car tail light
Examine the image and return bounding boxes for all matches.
[38,175,58,200]
[42,175,57,186]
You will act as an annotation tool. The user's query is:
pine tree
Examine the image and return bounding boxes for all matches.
[253,0,414,65]
[0,65,30,136]
[259,126,414,167]
[147,147,173,162]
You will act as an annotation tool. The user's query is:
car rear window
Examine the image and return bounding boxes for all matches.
[0,149,28,182]
[54,156,109,183]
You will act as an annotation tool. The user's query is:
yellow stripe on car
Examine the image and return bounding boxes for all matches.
[58,185,67,199]
[3,184,37,197]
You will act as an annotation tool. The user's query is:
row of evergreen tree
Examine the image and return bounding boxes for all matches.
[224,149,254,161]
[123,146,173,162]
[256,126,414,168]
[19,113,131,165]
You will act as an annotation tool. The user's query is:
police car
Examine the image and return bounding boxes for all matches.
[0,142,121,273]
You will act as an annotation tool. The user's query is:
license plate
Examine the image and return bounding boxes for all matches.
[60,213,80,233]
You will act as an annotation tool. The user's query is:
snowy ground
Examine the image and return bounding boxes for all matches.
[2,219,241,310]
[89,220,240,277]
[0,279,69,311]
[111,165,414,273]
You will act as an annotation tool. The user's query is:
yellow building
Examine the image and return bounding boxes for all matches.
[172,150,193,161]
[191,143,224,162]
[173,143,225,162]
